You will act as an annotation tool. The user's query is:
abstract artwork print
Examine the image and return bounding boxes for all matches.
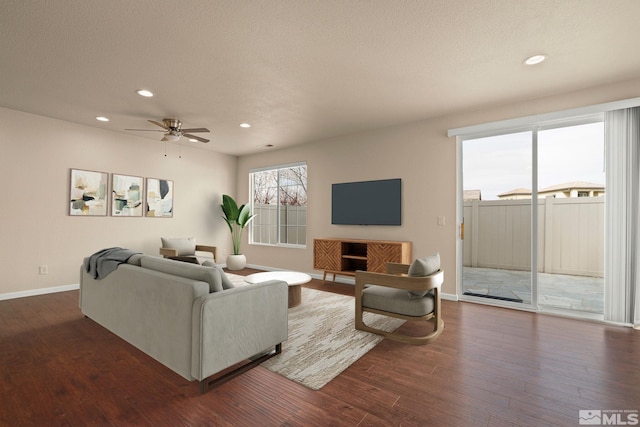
[69,169,108,216]
[145,178,173,217]
[111,174,143,217]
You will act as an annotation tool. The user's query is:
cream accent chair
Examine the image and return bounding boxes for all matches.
[160,237,218,265]
[355,262,444,345]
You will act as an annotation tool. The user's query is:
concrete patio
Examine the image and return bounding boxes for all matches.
[462,267,604,315]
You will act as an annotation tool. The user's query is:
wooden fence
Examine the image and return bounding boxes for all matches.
[463,197,604,277]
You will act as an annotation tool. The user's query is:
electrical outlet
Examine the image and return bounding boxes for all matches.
[39,265,48,275]
[438,216,446,226]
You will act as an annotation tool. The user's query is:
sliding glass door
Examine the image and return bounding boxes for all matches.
[536,122,605,317]
[461,131,533,307]
[460,120,605,318]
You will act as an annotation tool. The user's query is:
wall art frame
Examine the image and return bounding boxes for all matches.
[69,168,109,216]
[111,174,144,217]
[145,178,174,217]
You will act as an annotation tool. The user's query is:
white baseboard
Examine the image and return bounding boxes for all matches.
[441,293,459,301]
[0,284,80,301]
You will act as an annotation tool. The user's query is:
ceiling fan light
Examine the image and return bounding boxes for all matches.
[524,54,546,65]
[163,134,181,142]
[136,89,154,97]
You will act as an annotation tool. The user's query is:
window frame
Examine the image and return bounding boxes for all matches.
[249,161,307,248]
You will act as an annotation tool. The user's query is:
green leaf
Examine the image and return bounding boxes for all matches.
[236,205,247,226]
[237,204,256,227]
[221,195,239,221]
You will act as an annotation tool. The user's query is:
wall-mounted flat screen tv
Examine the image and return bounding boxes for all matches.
[331,178,401,225]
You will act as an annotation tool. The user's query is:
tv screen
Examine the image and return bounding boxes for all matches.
[331,178,401,225]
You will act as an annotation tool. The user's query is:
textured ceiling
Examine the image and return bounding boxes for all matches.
[2,0,640,155]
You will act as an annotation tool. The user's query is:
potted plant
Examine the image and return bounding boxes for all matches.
[220,194,256,270]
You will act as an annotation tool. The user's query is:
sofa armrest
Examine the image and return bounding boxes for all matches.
[191,280,288,380]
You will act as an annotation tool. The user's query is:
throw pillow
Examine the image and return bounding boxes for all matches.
[160,237,196,256]
[407,252,440,298]
[202,260,235,290]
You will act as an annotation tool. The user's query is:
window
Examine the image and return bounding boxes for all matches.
[250,162,307,247]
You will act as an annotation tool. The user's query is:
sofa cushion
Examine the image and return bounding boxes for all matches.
[407,252,440,298]
[202,261,235,290]
[141,256,223,293]
[160,237,196,256]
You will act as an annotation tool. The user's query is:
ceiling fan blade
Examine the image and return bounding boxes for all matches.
[125,128,165,132]
[148,120,168,129]
[184,133,209,143]
[181,127,210,133]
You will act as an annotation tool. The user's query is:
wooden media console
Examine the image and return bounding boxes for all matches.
[313,238,412,283]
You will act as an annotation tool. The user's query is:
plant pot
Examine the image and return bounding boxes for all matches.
[226,254,247,271]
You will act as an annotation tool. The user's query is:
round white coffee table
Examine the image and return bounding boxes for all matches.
[245,271,312,308]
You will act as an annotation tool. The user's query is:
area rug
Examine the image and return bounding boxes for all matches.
[227,273,404,390]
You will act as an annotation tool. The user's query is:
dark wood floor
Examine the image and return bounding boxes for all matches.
[1,269,639,426]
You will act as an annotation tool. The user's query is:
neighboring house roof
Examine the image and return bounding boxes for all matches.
[463,189,482,201]
[497,188,531,198]
[538,181,605,193]
[498,182,605,198]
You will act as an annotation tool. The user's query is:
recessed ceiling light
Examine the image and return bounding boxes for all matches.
[240,123,251,128]
[188,138,198,142]
[524,54,546,65]
[136,89,154,97]
[96,116,110,122]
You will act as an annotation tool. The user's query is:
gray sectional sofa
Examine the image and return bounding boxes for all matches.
[80,254,288,392]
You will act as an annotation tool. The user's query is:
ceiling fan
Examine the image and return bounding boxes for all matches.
[126,118,210,143]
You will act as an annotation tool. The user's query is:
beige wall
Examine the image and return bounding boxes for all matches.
[238,77,640,296]
[0,108,237,296]
[238,121,456,286]
[3,76,639,298]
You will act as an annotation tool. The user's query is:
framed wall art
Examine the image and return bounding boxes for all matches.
[111,174,144,217]
[146,178,174,217]
[69,168,109,216]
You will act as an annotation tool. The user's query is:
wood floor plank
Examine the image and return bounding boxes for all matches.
[1,273,639,426]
